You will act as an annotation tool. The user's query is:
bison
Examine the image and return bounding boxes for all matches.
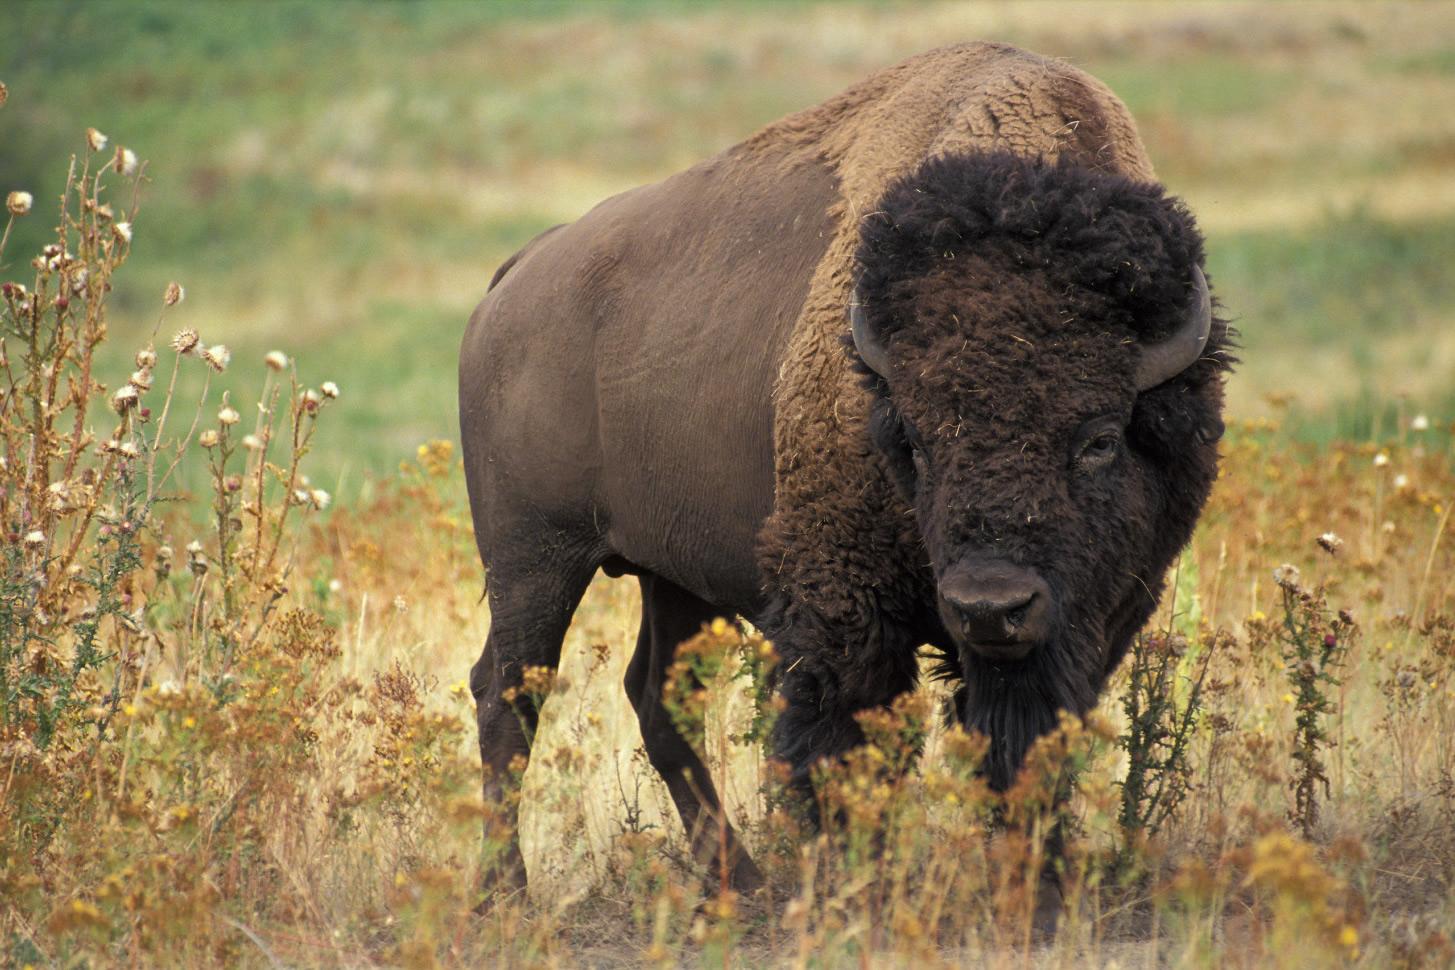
[459,41,1230,895]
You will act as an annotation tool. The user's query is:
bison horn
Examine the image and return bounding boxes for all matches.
[850,289,892,377]
[1135,265,1213,392]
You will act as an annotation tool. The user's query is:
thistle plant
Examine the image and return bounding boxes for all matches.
[0,119,349,962]
[1118,629,1214,847]
[1272,562,1355,839]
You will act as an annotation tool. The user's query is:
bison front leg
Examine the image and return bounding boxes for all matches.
[769,626,920,826]
[627,574,764,894]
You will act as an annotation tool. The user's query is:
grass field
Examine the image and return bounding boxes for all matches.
[4,1,1455,474]
[4,1,1455,966]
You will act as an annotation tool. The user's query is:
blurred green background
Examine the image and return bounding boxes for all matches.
[3,1,1453,490]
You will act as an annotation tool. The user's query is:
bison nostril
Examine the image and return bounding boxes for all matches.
[1004,602,1029,628]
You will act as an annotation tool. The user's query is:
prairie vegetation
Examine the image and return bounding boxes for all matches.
[2,2,1455,966]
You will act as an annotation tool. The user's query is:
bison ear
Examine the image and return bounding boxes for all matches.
[868,396,917,502]
[850,289,892,377]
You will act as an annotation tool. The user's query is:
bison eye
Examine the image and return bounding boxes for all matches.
[1075,428,1123,471]
[912,447,930,480]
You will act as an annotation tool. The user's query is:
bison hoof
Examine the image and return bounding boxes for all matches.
[471,856,529,916]
[1030,870,1064,941]
[727,855,766,895]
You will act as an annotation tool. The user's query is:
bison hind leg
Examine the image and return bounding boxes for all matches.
[625,573,765,895]
[470,546,598,898]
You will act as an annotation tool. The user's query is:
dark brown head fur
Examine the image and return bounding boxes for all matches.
[850,152,1231,788]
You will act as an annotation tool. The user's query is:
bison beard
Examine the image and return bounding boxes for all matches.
[950,643,1100,793]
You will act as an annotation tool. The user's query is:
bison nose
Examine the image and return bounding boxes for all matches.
[939,563,1052,661]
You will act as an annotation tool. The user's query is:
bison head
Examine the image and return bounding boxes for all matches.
[849,152,1230,789]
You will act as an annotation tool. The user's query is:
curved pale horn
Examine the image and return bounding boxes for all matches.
[1135,264,1212,392]
[850,289,892,377]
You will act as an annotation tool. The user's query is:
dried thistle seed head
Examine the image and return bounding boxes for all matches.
[23,530,45,548]
[1393,473,1410,491]
[118,440,140,459]
[86,127,108,152]
[128,369,153,392]
[163,281,184,306]
[47,480,73,506]
[171,328,200,354]
[1411,413,1430,432]
[198,429,219,449]
[1317,532,1344,555]
[292,488,310,505]
[115,146,138,177]
[1273,563,1302,591]
[1373,452,1390,468]
[6,190,32,215]
[135,348,157,369]
[186,540,207,576]
[264,350,288,371]
[320,381,339,400]
[241,433,263,451]
[112,222,133,244]
[201,344,230,372]
[111,384,139,414]
[217,405,240,426]
[309,488,331,510]
[70,266,88,293]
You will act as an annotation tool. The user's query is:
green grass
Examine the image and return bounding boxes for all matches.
[1214,215,1455,339]
[1211,212,1455,423]
[1094,54,1296,121]
[4,0,1454,479]
[1382,45,1455,75]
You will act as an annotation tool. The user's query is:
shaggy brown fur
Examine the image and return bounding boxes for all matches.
[458,41,1230,895]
